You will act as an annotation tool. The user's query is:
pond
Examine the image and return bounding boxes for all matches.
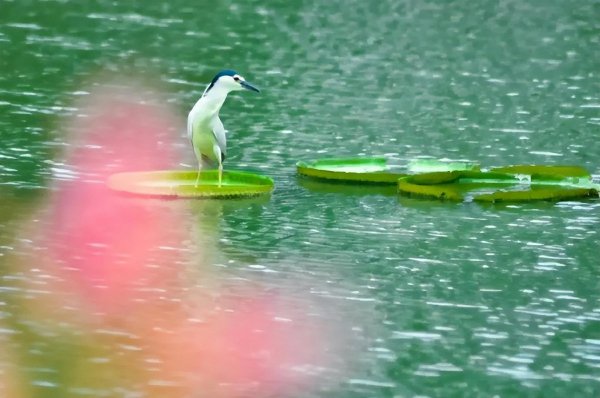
[1,1,599,397]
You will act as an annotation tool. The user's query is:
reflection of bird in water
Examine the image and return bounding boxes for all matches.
[187,69,260,187]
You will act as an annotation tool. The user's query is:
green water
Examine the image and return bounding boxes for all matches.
[1,0,600,397]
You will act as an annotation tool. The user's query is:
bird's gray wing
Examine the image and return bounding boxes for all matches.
[210,116,227,158]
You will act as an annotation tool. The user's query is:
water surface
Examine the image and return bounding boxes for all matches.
[1,1,600,397]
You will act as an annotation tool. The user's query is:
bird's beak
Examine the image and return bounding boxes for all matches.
[240,80,260,93]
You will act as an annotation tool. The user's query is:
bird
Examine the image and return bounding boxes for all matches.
[187,69,260,187]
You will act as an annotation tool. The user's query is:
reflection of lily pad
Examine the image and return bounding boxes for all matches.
[107,170,274,199]
[297,157,478,184]
[398,167,599,203]
[298,175,398,196]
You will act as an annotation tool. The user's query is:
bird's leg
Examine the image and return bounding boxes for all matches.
[194,160,202,188]
[218,162,223,188]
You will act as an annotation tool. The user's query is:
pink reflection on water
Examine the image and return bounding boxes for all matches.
[137,294,329,397]
[49,84,182,313]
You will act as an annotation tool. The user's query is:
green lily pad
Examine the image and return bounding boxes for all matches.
[407,159,480,173]
[398,178,465,201]
[297,157,403,183]
[107,170,274,199]
[473,187,598,203]
[489,164,591,178]
[296,157,479,184]
[398,167,599,203]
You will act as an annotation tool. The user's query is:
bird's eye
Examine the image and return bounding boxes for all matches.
[233,76,240,82]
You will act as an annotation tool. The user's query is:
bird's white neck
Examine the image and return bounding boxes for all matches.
[192,85,231,121]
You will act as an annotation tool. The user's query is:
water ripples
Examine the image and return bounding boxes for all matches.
[1,0,600,396]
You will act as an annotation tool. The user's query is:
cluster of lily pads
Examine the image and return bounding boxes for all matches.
[296,157,600,203]
[107,157,599,202]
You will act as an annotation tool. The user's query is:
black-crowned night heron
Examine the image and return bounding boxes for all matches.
[188,69,260,187]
